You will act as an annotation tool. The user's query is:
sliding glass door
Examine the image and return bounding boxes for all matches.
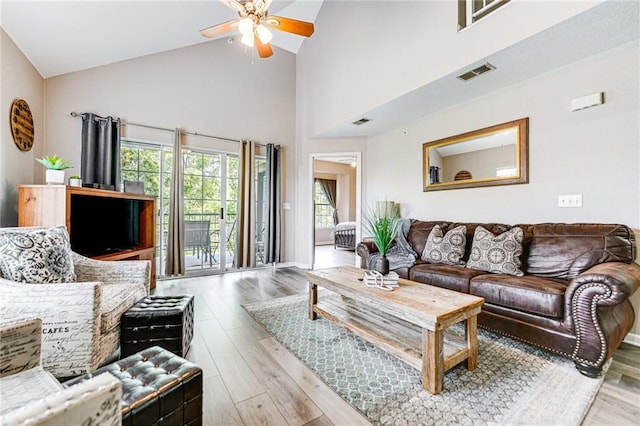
[121,140,239,276]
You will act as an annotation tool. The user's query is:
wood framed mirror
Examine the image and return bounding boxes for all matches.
[423,117,529,191]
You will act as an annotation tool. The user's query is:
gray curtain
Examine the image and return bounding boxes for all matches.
[236,140,256,268]
[165,128,185,275]
[265,143,281,264]
[81,113,121,189]
[316,178,338,225]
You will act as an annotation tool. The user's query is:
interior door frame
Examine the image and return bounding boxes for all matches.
[309,152,362,269]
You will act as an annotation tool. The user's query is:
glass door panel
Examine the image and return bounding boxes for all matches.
[255,156,267,265]
[122,141,238,276]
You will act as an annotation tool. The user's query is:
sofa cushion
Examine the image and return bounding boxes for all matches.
[517,223,637,280]
[421,224,467,266]
[470,274,568,318]
[410,263,486,293]
[467,226,524,277]
[407,221,513,263]
[0,226,75,284]
[100,284,146,333]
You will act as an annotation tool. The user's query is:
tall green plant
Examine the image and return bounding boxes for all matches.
[363,201,401,256]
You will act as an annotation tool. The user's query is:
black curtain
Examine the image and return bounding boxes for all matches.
[81,113,121,189]
[316,178,338,226]
[265,143,281,264]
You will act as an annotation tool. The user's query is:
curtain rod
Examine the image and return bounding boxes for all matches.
[70,112,241,144]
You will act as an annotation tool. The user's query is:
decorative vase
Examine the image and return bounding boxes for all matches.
[374,255,390,275]
[45,169,65,185]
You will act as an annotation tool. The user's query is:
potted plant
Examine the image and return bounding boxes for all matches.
[68,175,82,187]
[35,155,73,184]
[363,201,401,274]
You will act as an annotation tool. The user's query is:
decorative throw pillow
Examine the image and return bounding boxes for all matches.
[466,225,524,276]
[421,224,467,266]
[0,226,76,283]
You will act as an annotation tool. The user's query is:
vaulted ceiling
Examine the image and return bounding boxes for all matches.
[0,0,323,78]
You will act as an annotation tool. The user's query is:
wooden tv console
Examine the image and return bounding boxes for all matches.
[17,185,157,289]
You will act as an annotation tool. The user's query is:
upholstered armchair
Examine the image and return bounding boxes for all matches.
[0,226,150,378]
[0,317,123,425]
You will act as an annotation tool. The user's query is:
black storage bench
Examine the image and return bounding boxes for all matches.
[65,346,203,426]
[121,295,195,358]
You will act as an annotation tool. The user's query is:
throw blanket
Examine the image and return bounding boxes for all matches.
[367,219,417,270]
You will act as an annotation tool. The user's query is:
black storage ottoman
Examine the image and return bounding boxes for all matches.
[121,295,195,358]
[64,346,203,426]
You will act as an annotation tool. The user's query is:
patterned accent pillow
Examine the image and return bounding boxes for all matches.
[467,225,524,276]
[421,224,467,266]
[0,226,76,283]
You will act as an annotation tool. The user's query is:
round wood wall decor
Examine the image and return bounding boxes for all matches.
[10,98,35,152]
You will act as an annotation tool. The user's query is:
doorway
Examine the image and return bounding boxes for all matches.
[311,153,361,269]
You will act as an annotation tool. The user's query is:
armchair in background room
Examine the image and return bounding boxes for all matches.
[0,317,122,425]
[0,226,150,378]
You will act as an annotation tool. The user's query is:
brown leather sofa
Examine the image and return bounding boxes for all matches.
[357,221,640,377]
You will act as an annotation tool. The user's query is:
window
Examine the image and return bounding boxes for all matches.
[458,0,510,30]
[314,180,335,227]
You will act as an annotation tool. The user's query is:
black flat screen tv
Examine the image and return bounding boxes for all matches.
[69,195,141,257]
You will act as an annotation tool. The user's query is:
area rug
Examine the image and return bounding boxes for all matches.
[243,293,607,425]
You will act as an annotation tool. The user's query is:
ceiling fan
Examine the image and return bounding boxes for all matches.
[200,0,315,58]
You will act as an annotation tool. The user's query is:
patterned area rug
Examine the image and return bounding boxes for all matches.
[243,293,606,425]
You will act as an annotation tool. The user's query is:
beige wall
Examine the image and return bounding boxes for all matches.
[0,29,44,226]
[42,38,297,262]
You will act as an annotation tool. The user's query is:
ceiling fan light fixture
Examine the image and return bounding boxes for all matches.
[238,17,254,36]
[241,34,254,47]
[256,24,273,44]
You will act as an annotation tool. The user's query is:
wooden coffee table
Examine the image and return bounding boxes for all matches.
[305,265,484,394]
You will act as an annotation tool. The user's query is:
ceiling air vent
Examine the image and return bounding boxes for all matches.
[457,62,496,81]
[352,118,371,126]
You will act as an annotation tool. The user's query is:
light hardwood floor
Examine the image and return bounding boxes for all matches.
[156,266,640,425]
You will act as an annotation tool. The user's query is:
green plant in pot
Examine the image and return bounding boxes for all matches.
[36,155,73,185]
[363,201,401,275]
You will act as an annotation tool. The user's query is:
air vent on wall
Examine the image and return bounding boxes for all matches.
[457,62,496,81]
[352,118,371,126]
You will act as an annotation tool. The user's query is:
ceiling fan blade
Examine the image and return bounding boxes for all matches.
[227,0,245,14]
[265,16,314,37]
[255,36,273,58]
[200,19,238,38]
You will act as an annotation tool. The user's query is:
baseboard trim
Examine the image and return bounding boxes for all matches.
[293,262,312,270]
[624,332,640,347]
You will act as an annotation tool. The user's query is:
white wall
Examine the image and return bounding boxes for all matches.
[0,29,44,226]
[366,42,639,226]
[301,0,601,137]
[42,38,297,262]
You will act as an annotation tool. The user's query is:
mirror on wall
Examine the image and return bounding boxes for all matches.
[422,118,529,191]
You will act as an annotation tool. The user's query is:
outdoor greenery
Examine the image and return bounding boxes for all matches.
[121,143,240,253]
